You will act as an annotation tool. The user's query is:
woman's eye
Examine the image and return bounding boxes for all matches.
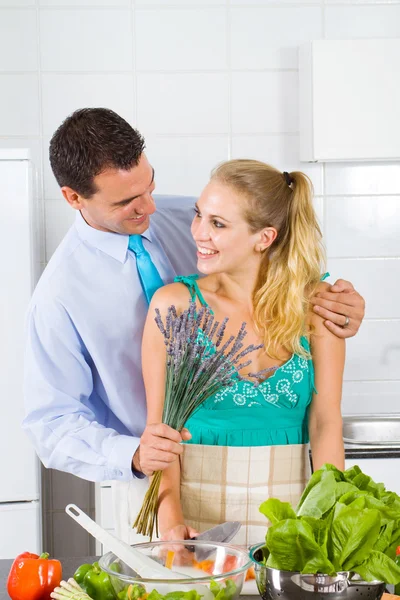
[193,208,201,217]
[213,220,225,228]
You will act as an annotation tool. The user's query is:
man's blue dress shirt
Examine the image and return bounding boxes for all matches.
[23,196,198,482]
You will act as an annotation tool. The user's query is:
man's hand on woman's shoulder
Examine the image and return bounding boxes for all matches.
[310,278,365,339]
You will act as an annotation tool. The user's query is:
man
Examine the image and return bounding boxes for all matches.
[23,108,365,541]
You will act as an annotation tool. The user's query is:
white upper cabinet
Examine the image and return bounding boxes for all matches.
[299,39,400,162]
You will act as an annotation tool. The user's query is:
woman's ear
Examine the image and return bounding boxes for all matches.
[255,227,278,252]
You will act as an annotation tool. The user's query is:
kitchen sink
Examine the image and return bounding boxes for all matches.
[343,414,400,447]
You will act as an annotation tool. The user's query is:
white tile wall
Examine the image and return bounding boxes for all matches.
[146,135,230,196]
[232,0,320,4]
[344,321,400,381]
[137,73,230,134]
[325,163,400,196]
[325,196,400,258]
[137,0,225,8]
[230,6,322,70]
[137,0,225,5]
[231,71,299,134]
[325,5,400,39]
[342,381,400,416]
[0,0,35,5]
[44,198,76,258]
[0,9,38,71]
[1,2,400,551]
[40,0,129,5]
[39,9,133,72]
[327,258,400,319]
[135,9,227,71]
[0,74,40,135]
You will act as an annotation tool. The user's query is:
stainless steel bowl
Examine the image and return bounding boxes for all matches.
[250,543,386,600]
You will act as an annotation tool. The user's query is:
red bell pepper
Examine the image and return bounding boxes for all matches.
[7,551,62,600]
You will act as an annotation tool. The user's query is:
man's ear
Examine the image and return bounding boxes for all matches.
[61,186,85,210]
[255,227,278,252]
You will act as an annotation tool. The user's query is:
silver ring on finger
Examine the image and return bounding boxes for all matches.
[343,315,350,328]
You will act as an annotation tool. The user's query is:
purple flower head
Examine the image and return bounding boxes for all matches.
[154,308,166,337]
[215,317,228,348]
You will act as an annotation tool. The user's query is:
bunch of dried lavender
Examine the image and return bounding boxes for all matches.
[133,301,273,540]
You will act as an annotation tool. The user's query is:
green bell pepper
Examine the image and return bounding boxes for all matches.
[74,563,93,585]
[73,561,116,600]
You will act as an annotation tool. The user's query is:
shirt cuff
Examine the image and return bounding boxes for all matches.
[107,434,145,481]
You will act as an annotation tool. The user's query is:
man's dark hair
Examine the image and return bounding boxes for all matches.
[49,108,146,198]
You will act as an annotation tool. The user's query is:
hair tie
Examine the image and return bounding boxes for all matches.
[283,171,293,187]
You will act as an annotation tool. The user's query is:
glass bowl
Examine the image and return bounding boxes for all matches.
[250,543,385,600]
[99,539,253,600]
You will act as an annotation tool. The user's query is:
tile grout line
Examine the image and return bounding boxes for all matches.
[3,2,400,8]
[327,256,400,261]
[12,2,400,8]
[343,380,400,383]
[227,0,232,160]
[35,1,48,271]
[131,2,138,126]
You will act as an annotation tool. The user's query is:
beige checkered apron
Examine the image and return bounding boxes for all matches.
[180,443,311,547]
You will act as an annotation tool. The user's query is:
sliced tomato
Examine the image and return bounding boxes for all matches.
[222,555,238,573]
[193,555,254,578]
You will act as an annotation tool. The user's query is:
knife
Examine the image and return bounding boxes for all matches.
[192,521,241,544]
[187,521,241,562]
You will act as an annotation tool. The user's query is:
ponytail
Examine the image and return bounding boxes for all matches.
[211,160,325,360]
[253,170,325,359]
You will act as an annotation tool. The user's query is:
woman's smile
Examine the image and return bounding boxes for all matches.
[196,245,219,259]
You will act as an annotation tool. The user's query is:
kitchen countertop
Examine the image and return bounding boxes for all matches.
[0,557,259,600]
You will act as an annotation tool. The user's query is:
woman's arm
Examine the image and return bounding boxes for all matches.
[157,460,198,540]
[308,283,346,471]
[142,284,197,540]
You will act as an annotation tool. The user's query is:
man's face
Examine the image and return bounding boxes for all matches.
[62,153,156,235]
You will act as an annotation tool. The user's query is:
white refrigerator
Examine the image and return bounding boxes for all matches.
[0,149,43,558]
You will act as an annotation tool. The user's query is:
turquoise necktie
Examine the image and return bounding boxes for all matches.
[128,235,164,304]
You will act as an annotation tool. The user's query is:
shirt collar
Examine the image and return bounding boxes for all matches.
[74,211,153,264]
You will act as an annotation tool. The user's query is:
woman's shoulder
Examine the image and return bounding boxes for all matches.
[308,280,331,335]
[150,280,192,314]
[315,280,330,294]
[154,280,192,302]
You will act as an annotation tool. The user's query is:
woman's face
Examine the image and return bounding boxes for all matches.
[191,181,264,276]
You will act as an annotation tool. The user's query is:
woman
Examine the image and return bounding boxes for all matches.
[142,160,345,546]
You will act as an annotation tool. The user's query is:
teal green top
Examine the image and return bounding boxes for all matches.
[174,274,325,448]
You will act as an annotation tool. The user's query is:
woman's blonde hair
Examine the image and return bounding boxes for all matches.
[210,159,325,359]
